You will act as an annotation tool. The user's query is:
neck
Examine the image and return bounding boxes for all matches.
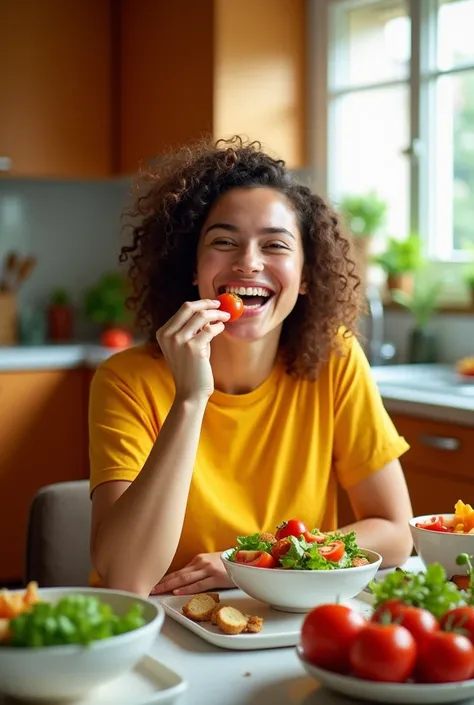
[210,329,281,394]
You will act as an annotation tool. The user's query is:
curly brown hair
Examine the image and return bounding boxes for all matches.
[120,136,361,379]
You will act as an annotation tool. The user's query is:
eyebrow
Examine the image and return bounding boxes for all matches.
[204,223,296,240]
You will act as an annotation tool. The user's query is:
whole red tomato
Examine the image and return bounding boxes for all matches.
[216,293,243,321]
[275,519,308,541]
[100,328,133,349]
[417,631,474,683]
[371,599,410,623]
[372,603,438,653]
[440,606,474,644]
[301,604,366,673]
[350,623,417,682]
[234,550,276,568]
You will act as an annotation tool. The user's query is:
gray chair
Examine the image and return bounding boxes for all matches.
[25,480,92,587]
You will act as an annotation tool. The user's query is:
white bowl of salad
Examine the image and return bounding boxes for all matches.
[0,584,164,701]
[410,501,474,580]
[221,519,382,612]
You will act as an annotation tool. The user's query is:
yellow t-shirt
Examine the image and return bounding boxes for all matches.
[89,335,409,576]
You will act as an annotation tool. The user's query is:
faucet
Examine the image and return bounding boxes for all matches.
[364,285,397,366]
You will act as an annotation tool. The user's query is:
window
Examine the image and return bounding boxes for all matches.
[319,0,474,262]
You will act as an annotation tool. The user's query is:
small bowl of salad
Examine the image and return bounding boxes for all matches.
[0,584,164,701]
[220,518,382,612]
[410,500,474,580]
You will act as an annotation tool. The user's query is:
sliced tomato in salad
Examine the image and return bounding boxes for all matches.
[304,531,327,544]
[415,516,452,533]
[234,550,276,568]
[271,538,292,562]
[318,540,345,562]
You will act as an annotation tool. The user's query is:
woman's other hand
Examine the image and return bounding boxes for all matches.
[156,299,230,401]
[150,552,234,596]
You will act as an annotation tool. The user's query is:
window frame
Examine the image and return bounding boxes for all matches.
[310,0,474,264]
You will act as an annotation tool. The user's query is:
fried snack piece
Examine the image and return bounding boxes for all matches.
[182,593,220,622]
[244,615,264,633]
[0,581,39,619]
[352,556,369,567]
[215,606,249,635]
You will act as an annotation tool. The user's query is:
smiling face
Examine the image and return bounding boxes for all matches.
[196,187,305,342]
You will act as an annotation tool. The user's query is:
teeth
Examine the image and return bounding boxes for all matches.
[224,285,272,297]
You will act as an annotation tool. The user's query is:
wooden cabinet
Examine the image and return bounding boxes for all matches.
[337,413,474,528]
[0,370,89,583]
[119,0,307,174]
[0,0,112,178]
[1,0,306,178]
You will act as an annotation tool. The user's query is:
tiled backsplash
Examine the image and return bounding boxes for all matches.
[1,179,473,358]
[0,179,131,339]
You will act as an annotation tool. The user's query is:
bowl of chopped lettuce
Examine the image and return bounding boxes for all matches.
[220,520,382,612]
[0,584,164,701]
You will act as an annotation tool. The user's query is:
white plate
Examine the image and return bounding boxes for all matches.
[297,646,474,704]
[157,588,375,651]
[0,655,187,705]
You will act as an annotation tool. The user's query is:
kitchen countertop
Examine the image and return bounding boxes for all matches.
[0,346,472,425]
[147,557,425,705]
[0,343,119,371]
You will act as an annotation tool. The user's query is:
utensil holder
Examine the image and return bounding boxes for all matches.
[0,291,18,344]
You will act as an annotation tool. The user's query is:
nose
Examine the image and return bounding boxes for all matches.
[231,243,264,275]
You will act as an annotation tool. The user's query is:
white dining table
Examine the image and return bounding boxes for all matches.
[148,556,426,705]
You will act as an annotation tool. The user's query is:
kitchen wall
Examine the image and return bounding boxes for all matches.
[384,310,474,363]
[0,180,131,339]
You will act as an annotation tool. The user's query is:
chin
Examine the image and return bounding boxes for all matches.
[223,320,280,343]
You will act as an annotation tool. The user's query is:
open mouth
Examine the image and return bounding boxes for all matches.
[218,285,275,310]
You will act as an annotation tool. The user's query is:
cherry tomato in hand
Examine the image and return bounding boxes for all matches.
[318,540,345,562]
[275,519,308,541]
[301,604,366,673]
[417,631,474,683]
[350,623,417,683]
[216,293,243,322]
[234,550,276,568]
[440,606,474,644]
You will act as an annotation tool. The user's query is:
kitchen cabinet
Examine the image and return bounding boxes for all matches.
[0,0,112,178]
[119,0,307,174]
[0,370,89,584]
[337,414,474,528]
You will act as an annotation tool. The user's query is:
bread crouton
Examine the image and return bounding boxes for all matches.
[259,532,276,545]
[182,593,220,622]
[244,615,263,633]
[215,606,248,635]
[352,556,369,567]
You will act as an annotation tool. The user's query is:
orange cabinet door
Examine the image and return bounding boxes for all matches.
[0,0,112,178]
[0,369,89,584]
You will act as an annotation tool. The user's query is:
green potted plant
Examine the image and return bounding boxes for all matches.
[48,288,74,342]
[83,271,133,348]
[373,234,422,296]
[339,192,388,286]
[391,278,443,363]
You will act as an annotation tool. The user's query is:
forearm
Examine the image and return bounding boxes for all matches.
[340,517,413,568]
[92,396,207,595]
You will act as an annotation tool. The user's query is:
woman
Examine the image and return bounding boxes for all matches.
[89,137,413,597]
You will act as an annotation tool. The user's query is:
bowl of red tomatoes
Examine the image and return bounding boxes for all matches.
[220,518,382,613]
[410,506,474,580]
[298,560,474,703]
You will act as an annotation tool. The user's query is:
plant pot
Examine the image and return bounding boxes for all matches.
[100,327,133,349]
[407,327,439,364]
[48,305,74,342]
[0,292,18,345]
[387,273,414,297]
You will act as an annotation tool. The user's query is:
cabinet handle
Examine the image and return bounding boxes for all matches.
[418,434,461,451]
[0,157,12,171]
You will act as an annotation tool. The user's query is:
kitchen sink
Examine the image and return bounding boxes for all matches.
[370,364,474,397]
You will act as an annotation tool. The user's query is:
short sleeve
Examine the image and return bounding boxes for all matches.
[89,365,157,495]
[332,335,409,490]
